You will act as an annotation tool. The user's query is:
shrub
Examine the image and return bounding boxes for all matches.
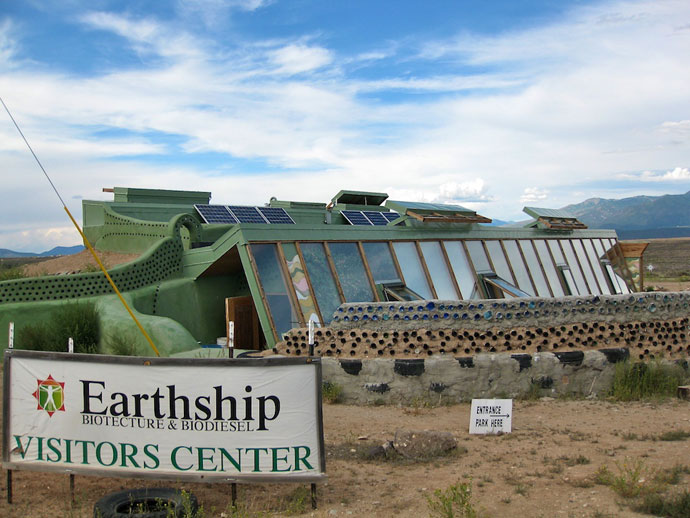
[610,360,688,401]
[16,302,100,354]
[0,266,26,281]
[635,491,690,517]
[322,381,344,404]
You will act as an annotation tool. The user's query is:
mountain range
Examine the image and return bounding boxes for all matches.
[0,245,84,258]
[562,190,690,239]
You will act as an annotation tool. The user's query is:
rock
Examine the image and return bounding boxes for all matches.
[392,429,457,459]
[363,441,394,460]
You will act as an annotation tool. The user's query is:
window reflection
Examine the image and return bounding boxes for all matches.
[328,242,374,302]
[362,242,400,283]
[485,241,515,285]
[534,240,564,297]
[503,240,535,296]
[419,241,458,299]
[300,243,342,322]
[251,244,299,337]
[443,241,481,299]
[582,239,610,295]
[282,243,320,325]
[519,240,550,297]
[392,242,433,299]
[560,240,590,295]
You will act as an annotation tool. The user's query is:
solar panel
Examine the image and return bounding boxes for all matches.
[382,212,401,223]
[341,210,372,226]
[258,206,295,224]
[227,206,268,224]
[363,211,388,226]
[194,204,238,224]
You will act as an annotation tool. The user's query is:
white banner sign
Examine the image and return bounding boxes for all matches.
[3,351,325,481]
[469,399,512,434]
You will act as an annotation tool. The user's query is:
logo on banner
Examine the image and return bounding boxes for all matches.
[32,375,65,417]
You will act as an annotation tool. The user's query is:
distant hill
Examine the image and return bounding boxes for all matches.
[0,245,84,258]
[562,190,690,237]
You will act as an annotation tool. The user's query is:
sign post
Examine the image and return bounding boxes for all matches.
[469,399,512,434]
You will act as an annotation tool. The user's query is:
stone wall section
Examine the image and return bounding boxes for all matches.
[322,349,631,404]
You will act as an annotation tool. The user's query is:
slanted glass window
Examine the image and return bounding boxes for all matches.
[443,241,481,299]
[572,240,601,294]
[601,260,622,294]
[328,242,374,303]
[485,241,515,285]
[503,240,535,296]
[300,242,342,322]
[282,243,320,325]
[465,241,492,272]
[362,242,400,284]
[392,242,433,299]
[481,273,531,298]
[379,282,424,302]
[582,239,610,295]
[519,240,550,297]
[419,241,458,299]
[560,265,580,296]
[560,240,590,294]
[534,240,564,296]
[251,244,299,338]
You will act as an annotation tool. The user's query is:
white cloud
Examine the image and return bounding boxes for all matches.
[436,180,491,203]
[618,166,690,182]
[269,44,333,75]
[520,187,549,204]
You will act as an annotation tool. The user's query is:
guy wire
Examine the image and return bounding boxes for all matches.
[1,95,160,357]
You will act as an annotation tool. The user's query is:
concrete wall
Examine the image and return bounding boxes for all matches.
[321,349,631,404]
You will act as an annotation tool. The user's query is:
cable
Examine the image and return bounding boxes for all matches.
[1,95,160,357]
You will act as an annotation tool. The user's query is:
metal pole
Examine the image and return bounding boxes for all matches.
[231,482,237,508]
[70,474,75,506]
[311,483,317,509]
[228,321,234,358]
[308,320,315,356]
[6,470,12,504]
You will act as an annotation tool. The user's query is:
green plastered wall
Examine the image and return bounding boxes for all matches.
[96,293,198,356]
[128,274,250,345]
[83,202,197,253]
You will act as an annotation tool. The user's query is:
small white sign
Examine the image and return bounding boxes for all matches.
[469,399,512,434]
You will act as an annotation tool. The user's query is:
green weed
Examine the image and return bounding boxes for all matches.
[634,491,690,517]
[426,481,479,518]
[17,302,100,354]
[658,430,690,442]
[610,360,688,401]
[322,381,344,404]
[0,266,26,281]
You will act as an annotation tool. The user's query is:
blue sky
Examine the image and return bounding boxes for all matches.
[1,0,689,252]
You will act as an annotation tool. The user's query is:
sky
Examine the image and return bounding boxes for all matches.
[1,0,689,253]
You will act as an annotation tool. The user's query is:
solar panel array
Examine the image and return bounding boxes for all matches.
[341,210,400,226]
[258,206,295,224]
[194,205,238,224]
[195,205,294,225]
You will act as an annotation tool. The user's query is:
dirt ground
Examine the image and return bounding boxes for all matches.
[21,250,140,277]
[2,382,690,518]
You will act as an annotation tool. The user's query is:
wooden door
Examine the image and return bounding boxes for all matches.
[225,296,262,350]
